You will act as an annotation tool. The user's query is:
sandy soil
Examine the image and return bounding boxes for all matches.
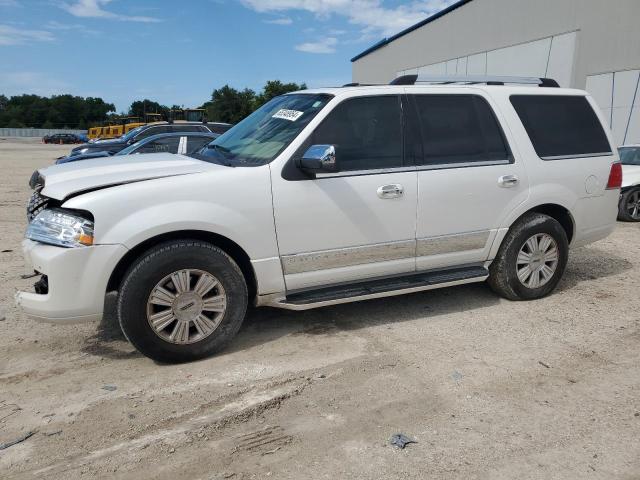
[0,138,639,480]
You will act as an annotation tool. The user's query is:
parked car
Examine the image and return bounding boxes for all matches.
[617,145,640,221]
[42,133,84,144]
[18,75,621,363]
[68,122,216,158]
[55,132,218,164]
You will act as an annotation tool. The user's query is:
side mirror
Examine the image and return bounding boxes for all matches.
[299,144,339,173]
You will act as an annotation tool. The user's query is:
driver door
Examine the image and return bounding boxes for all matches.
[271,95,418,291]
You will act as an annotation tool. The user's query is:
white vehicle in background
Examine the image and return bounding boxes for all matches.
[16,75,621,363]
[617,145,640,221]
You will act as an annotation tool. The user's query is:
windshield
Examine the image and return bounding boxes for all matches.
[119,126,144,143]
[619,147,640,165]
[192,93,333,166]
[117,137,148,155]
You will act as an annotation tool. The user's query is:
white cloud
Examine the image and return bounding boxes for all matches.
[0,24,55,45]
[0,0,20,6]
[240,0,457,37]
[295,37,337,54]
[46,20,100,36]
[264,17,293,25]
[0,71,71,96]
[60,0,162,23]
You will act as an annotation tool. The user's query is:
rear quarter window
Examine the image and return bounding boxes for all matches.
[510,95,612,160]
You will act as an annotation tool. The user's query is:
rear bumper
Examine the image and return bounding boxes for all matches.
[15,239,127,324]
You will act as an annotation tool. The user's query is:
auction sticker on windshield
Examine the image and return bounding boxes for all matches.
[272,109,304,121]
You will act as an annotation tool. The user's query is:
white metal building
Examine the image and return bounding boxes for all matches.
[351,0,640,145]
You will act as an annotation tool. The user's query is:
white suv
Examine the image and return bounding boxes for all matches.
[17,75,621,362]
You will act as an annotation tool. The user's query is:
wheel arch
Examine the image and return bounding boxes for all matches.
[512,203,575,244]
[106,230,257,300]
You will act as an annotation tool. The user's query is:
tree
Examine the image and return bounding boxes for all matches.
[128,99,169,120]
[0,94,114,128]
[254,80,306,108]
[205,85,256,124]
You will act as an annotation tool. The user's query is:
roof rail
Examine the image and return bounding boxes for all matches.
[390,74,560,87]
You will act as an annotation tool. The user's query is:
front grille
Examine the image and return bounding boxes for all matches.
[27,190,50,222]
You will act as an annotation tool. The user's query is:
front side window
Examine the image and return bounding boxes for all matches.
[308,95,403,171]
[510,95,612,159]
[411,94,510,166]
[194,93,332,166]
[619,147,640,166]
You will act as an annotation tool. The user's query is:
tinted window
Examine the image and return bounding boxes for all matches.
[136,126,171,141]
[510,95,612,159]
[309,96,403,171]
[207,123,232,134]
[411,95,509,166]
[186,136,214,153]
[136,137,180,154]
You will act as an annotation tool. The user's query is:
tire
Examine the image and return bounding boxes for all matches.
[488,213,569,301]
[618,187,640,222]
[117,240,248,363]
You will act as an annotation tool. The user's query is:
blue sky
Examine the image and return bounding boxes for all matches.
[0,0,455,112]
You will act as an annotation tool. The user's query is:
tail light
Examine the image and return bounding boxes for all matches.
[606,163,622,190]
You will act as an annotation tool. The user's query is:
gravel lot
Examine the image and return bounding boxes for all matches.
[1,138,639,479]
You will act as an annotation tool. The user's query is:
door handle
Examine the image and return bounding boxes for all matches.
[498,175,519,188]
[377,184,404,199]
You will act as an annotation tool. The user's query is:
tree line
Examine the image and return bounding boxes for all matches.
[0,94,115,129]
[0,80,306,129]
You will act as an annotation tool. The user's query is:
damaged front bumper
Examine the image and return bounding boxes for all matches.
[15,239,127,324]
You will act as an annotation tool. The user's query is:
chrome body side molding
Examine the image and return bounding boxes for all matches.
[281,239,415,275]
[416,230,489,257]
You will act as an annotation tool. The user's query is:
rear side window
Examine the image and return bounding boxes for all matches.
[411,95,510,166]
[309,95,403,171]
[136,137,180,154]
[510,95,612,159]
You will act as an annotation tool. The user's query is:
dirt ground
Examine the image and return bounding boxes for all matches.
[0,138,638,480]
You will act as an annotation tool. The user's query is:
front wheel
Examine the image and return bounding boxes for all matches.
[618,188,640,222]
[117,240,248,363]
[488,213,569,301]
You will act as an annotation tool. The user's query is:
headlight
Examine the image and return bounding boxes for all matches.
[26,209,94,248]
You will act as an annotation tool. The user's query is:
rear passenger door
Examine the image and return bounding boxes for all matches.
[408,92,529,271]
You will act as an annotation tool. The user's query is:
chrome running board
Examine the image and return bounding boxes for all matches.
[266,266,489,311]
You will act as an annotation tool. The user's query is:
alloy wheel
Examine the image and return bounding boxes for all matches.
[625,190,640,220]
[146,269,227,345]
[516,233,559,289]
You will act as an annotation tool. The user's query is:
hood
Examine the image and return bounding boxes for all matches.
[622,164,640,188]
[38,152,219,200]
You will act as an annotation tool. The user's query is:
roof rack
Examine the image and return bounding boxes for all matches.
[390,74,560,88]
[341,82,381,87]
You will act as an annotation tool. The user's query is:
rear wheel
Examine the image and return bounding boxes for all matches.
[117,240,247,363]
[488,213,569,300]
[618,187,640,222]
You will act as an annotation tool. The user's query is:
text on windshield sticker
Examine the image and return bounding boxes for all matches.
[272,109,304,121]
